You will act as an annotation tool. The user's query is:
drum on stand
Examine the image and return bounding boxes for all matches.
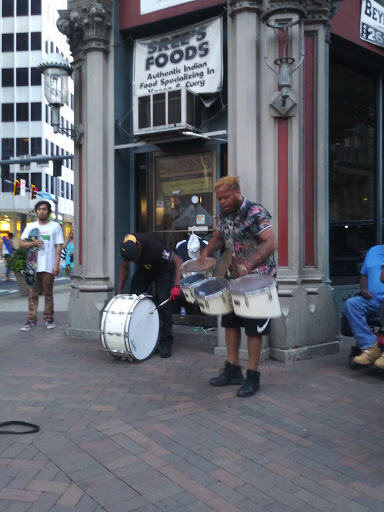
[100,294,160,361]
[180,272,207,303]
[194,277,233,315]
[229,274,281,318]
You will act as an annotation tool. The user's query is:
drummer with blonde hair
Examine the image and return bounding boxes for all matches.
[200,176,277,397]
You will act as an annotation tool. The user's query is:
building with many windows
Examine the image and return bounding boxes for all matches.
[0,0,74,241]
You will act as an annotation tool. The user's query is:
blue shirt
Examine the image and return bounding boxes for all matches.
[360,245,384,301]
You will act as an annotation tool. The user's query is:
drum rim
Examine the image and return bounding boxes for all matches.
[196,288,230,301]
[194,277,231,300]
[180,257,216,273]
[180,272,207,286]
[181,278,207,291]
[230,284,275,296]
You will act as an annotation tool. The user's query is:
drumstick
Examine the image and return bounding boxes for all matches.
[149,298,170,314]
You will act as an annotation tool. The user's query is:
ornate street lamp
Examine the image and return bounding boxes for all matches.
[262,3,306,116]
[37,53,83,143]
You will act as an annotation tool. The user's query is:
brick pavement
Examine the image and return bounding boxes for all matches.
[1,295,384,511]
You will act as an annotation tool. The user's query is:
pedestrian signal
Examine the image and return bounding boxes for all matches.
[53,159,63,177]
[13,179,20,196]
[30,184,38,200]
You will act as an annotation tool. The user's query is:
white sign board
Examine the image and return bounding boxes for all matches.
[134,17,223,95]
[20,178,26,197]
[360,0,384,49]
[141,0,196,15]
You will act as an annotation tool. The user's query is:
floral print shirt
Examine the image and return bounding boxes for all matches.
[216,197,277,276]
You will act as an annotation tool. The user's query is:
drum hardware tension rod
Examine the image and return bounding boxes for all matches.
[149,298,170,314]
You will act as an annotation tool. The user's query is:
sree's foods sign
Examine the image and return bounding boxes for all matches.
[141,0,197,15]
[134,17,223,96]
[361,0,384,49]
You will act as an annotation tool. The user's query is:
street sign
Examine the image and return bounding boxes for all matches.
[40,192,52,200]
[20,178,26,196]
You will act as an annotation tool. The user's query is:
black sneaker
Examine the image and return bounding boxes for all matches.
[159,342,172,358]
[20,321,36,332]
[210,361,244,386]
[237,369,260,397]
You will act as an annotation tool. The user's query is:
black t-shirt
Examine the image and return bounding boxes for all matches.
[135,233,174,274]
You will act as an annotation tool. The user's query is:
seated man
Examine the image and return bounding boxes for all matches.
[343,244,384,368]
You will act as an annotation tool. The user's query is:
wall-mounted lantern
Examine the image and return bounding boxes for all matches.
[37,53,83,143]
[262,3,306,116]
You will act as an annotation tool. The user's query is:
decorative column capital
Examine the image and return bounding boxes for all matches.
[303,1,342,24]
[228,0,263,18]
[57,0,112,60]
[257,1,342,25]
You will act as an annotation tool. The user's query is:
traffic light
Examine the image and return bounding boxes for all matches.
[13,179,20,196]
[30,184,38,200]
[53,159,63,177]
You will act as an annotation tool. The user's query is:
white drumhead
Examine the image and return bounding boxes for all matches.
[101,294,159,361]
[126,296,160,360]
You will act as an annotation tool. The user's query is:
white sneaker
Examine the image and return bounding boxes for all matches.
[45,321,55,329]
[21,321,36,331]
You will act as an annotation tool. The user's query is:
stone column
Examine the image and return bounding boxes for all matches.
[270,1,342,361]
[57,0,115,339]
[222,0,342,361]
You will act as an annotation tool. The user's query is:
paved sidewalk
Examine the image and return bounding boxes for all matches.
[1,286,384,511]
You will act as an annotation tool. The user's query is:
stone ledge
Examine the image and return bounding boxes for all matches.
[270,340,340,363]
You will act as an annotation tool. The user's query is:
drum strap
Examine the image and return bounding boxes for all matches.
[0,421,40,434]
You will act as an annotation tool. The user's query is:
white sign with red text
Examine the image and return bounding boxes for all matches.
[141,0,196,15]
[134,17,223,95]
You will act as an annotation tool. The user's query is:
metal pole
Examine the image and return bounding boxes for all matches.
[377,75,383,244]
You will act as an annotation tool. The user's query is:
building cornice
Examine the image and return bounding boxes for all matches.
[228,0,263,18]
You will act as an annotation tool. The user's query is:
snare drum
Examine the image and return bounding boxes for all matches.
[180,272,207,303]
[180,257,216,278]
[194,277,233,315]
[100,294,159,361]
[229,274,281,318]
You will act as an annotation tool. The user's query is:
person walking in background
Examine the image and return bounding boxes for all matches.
[117,233,183,358]
[2,232,15,281]
[63,229,74,276]
[200,176,278,398]
[19,201,64,331]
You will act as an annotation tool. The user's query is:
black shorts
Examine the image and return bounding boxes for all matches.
[221,311,271,337]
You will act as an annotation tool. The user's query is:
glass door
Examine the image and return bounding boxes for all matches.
[329,60,377,285]
[153,148,216,250]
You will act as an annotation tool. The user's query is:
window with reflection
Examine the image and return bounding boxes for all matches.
[153,150,215,233]
[329,61,377,284]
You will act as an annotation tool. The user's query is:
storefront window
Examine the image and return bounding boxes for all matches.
[329,61,377,284]
[154,149,215,233]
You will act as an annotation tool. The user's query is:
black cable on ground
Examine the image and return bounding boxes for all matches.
[0,421,40,434]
